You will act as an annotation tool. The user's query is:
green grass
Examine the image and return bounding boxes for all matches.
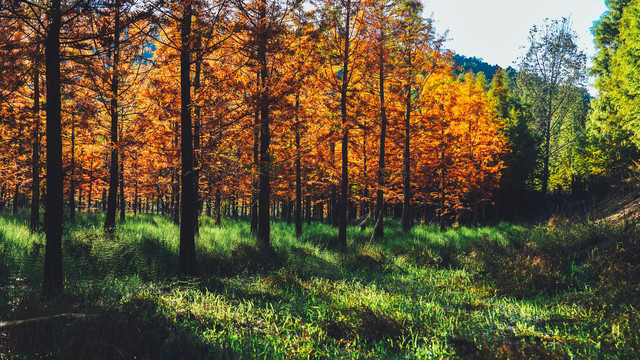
[1,212,639,359]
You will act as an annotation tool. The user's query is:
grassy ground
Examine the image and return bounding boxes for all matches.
[1,212,639,359]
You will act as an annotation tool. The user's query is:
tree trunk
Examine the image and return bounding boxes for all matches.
[257,0,271,249]
[119,145,125,222]
[44,0,64,297]
[193,33,202,231]
[360,123,368,231]
[179,0,198,276]
[250,69,260,234]
[214,188,221,226]
[133,180,138,216]
[13,184,19,213]
[401,49,413,232]
[69,117,76,222]
[30,62,41,232]
[374,29,387,240]
[337,0,352,252]
[542,119,551,195]
[294,94,302,238]
[439,144,446,232]
[104,1,121,232]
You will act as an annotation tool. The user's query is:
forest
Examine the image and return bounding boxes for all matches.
[0,0,639,358]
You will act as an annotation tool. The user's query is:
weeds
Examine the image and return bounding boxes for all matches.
[1,212,639,359]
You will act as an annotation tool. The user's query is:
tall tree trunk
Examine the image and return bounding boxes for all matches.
[294,94,302,238]
[133,180,138,216]
[542,117,551,195]
[0,185,5,212]
[401,49,412,232]
[30,62,41,232]
[193,33,202,230]
[119,146,125,222]
[87,181,92,213]
[179,0,198,276]
[257,0,271,249]
[439,141,446,231]
[69,117,76,222]
[104,1,121,232]
[250,69,260,234]
[13,184,19,213]
[337,0,352,252]
[214,188,221,226]
[360,122,368,231]
[374,28,387,240]
[44,0,64,297]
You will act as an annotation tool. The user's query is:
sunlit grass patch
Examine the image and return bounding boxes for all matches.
[1,212,640,358]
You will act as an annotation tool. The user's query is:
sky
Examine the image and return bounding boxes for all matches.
[423,0,609,70]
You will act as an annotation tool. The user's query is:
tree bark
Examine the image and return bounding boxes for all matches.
[69,117,76,222]
[257,0,271,249]
[250,69,260,234]
[294,94,302,238]
[104,0,121,232]
[179,0,198,276]
[119,145,125,221]
[193,33,202,230]
[30,61,40,232]
[374,27,387,240]
[44,0,64,297]
[337,0,352,252]
[401,49,413,232]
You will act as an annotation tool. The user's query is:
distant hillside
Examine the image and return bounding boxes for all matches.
[452,54,516,80]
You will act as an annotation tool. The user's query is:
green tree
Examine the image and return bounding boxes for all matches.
[490,68,539,195]
[517,17,587,194]
[586,0,640,179]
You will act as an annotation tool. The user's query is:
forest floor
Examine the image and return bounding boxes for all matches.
[593,190,640,223]
[0,213,639,359]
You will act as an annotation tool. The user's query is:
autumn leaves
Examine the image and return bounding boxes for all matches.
[0,0,509,286]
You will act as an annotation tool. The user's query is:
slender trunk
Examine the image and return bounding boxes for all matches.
[69,117,75,222]
[337,0,352,252]
[13,184,19,213]
[360,123,368,231]
[44,0,64,297]
[250,69,260,234]
[119,148,125,221]
[374,29,386,240]
[542,118,551,194]
[102,188,107,212]
[439,141,446,231]
[294,94,302,237]
[87,182,92,213]
[193,34,202,230]
[133,180,138,216]
[104,1,121,232]
[257,0,271,249]
[214,188,221,226]
[172,123,180,224]
[179,0,198,276]
[401,49,412,232]
[0,185,4,212]
[30,62,41,232]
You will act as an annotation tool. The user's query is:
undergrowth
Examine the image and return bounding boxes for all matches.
[1,212,639,359]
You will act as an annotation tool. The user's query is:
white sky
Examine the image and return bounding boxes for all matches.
[423,0,608,69]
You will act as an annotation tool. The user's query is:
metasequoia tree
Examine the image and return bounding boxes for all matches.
[393,0,439,231]
[232,0,313,248]
[318,0,367,250]
[1,0,68,297]
[0,4,45,230]
[363,0,394,239]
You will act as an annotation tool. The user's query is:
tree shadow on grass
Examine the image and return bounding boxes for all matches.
[1,296,229,359]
